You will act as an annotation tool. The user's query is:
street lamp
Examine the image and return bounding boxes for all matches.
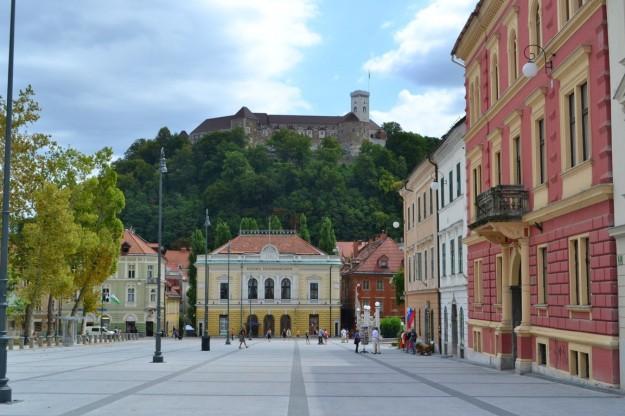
[202,210,211,351]
[225,241,231,345]
[0,0,16,403]
[153,147,167,363]
[522,44,554,78]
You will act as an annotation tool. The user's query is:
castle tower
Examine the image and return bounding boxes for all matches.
[350,90,370,122]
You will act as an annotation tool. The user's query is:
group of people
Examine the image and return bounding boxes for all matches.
[352,327,382,354]
[399,329,418,354]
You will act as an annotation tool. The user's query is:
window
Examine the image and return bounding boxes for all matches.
[570,349,589,379]
[362,280,370,291]
[417,197,421,222]
[220,282,229,300]
[538,246,548,304]
[147,265,154,279]
[264,279,274,299]
[150,288,156,303]
[509,31,518,81]
[248,278,258,299]
[538,343,547,366]
[472,165,482,219]
[319,130,326,138]
[495,151,502,185]
[456,163,461,197]
[567,92,577,167]
[310,282,319,300]
[128,264,135,279]
[450,239,455,275]
[378,256,389,268]
[537,118,546,184]
[102,287,110,303]
[281,279,291,300]
[580,82,589,161]
[376,280,384,291]
[423,192,427,219]
[127,287,135,303]
[569,236,590,305]
[441,179,445,208]
[491,54,500,102]
[412,202,415,226]
[473,330,482,353]
[495,255,502,304]
[363,106,367,112]
[474,260,482,303]
[413,256,417,281]
[429,188,433,215]
[424,250,428,280]
[416,253,422,280]
[430,248,434,280]
[353,106,357,112]
[531,2,542,47]
[449,171,454,203]
[442,243,447,277]
[513,136,522,185]
[458,237,463,273]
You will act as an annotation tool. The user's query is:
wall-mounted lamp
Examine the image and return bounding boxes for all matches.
[430,177,446,191]
[522,44,555,78]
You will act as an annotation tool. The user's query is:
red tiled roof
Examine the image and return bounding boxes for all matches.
[344,235,403,274]
[212,233,325,255]
[165,248,191,278]
[336,241,366,259]
[121,229,157,255]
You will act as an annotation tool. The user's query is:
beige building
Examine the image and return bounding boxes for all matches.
[195,231,341,337]
[400,158,440,349]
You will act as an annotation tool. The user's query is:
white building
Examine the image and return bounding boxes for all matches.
[606,0,625,391]
[433,117,467,357]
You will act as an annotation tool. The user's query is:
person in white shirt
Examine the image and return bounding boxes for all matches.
[371,327,381,354]
[341,328,348,343]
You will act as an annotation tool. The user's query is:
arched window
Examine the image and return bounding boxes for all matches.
[281,279,291,300]
[265,279,274,300]
[377,256,389,269]
[531,1,542,47]
[491,54,499,102]
[248,278,258,299]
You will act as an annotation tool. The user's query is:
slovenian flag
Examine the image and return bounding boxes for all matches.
[110,294,121,304]
[406,307,415,329]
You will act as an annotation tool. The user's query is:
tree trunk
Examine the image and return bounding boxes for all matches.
[70,284,86,316]
[23,303,33,339]
[47,293,54,337]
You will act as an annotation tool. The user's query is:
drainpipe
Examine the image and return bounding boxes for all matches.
[427,154,442,354]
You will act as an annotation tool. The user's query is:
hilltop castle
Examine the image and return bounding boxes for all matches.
[189,90,386,156]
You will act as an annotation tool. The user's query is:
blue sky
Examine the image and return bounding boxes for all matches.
[0,0,477,156]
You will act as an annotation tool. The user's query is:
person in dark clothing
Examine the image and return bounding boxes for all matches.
[354,330,361,353]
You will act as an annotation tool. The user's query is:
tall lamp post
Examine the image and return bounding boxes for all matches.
[153,148,167,363]
[225,241,231,345]
[202,210,211,351]
[0,0,16,403]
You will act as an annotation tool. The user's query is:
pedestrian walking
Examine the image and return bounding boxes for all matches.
[286,328,292,338]
[266,328,272,342]
[371,327,381,354]
[354,330,361,353]
[409,329,417,354]
[305,332,310,344]
[318,329,323,345]
[238,328,248,349]
[282,329,287,339]
[340,328,347,343]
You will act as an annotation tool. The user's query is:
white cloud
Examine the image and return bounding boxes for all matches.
[5,0,321,154]
[371,88,465,137]
[364,0,476,86]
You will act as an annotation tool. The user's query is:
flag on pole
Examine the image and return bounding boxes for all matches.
[406,307,415,329]
[109,293,121,304]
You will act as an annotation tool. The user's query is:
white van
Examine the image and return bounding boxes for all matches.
[85,326,115,335]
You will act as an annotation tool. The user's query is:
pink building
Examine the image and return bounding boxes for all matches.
[452,0,618,387]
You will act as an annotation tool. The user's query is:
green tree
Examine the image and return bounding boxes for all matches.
[69,161,125,316]
[318,217,337,254]
[186,229,206,326]
[391,269,404,306]
[269,215,282,231]
[19,183,80,337]
[214,221,232,248]
[239,217,258,232]
[298,213,310,242]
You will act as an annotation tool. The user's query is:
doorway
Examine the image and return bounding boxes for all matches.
[451,303,458,356]
[146,321,154,336]
[263,314,275,336]
[219,315,228,336]
[247,314,259,337]
[280,315,291,336]
[309,314,319,335]
[510,251,522,366]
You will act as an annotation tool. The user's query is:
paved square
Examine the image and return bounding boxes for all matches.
[2,338,623,416]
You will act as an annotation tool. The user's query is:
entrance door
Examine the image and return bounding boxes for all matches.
[280,315,291,336]
[263,315,275,336]
[309,314,319,335]
[511,286,522,365]
[451,303,458,356]
[146,321,154,336]
[247,314,259,337]
[219,315,228,336]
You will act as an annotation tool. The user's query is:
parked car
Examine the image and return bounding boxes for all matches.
[184,324,196,337]
[85,326,115,335]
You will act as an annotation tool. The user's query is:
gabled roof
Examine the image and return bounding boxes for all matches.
[165,248,191,280]
[342,235,403,275]
[121,229,157,256]
[212,233,326,255]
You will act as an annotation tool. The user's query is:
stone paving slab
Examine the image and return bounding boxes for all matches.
[2,337,624,416]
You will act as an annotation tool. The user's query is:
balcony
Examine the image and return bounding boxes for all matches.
[469,185,529,229]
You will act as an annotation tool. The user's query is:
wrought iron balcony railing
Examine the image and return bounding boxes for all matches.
[469,185,529,229]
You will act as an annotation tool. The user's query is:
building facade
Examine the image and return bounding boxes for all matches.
[189,91,386,157]
[606,0,625,391]
[453,0,618,387]
[400,159,439,350]
[433,118,468,357]
[339,234,404,331]
[195,231,341,337]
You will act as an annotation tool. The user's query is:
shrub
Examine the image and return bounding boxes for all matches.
[380,317,402,338]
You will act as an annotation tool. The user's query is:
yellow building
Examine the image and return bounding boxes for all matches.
[195,231,341,337]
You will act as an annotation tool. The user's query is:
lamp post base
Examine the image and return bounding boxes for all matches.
[0,387,12,403]
[225,337,231,345]
[201,335,210,351]
[152,353,164,363]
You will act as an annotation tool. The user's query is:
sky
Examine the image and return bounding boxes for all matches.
[0,0,478,156]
